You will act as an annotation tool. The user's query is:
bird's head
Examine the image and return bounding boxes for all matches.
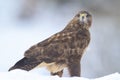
[75,11,92,29]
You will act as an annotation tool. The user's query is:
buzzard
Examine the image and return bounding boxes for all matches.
[9,11,92,77]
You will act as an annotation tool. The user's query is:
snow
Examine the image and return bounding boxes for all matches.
[93,73,120,80]
[0,70,120,80]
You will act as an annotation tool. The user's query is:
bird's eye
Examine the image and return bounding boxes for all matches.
[86,14,89,17]
[76,14,80,17]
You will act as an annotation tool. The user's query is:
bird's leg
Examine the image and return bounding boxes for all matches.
[51,70,63,77]
[67,57,81,77]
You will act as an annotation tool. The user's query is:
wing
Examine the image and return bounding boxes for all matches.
[24,29,90,62]
[24,30,74,57]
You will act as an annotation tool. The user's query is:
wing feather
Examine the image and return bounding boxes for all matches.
[24,31,74,57]
[24,29,90,62]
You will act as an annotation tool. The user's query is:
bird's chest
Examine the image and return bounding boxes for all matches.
[67,33,88,48]
[64,33,89,56]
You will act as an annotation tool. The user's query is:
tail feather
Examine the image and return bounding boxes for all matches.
[8,57,40,71]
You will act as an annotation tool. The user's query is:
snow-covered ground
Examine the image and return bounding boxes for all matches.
[0,70,120,80]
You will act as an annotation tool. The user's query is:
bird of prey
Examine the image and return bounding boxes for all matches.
[9,11,92,77]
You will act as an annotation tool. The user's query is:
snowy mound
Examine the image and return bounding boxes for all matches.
[0,70,120,80]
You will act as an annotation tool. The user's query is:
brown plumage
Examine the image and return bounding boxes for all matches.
[9,11,92,77]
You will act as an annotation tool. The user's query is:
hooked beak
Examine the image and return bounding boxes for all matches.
[79,13,87,23]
